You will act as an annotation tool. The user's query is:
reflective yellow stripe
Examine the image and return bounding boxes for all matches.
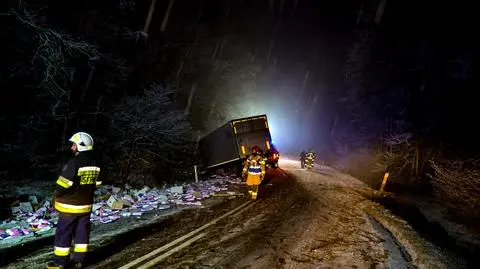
[54,246,70,256]
[55,201,92,214]
[74,243,88,253]
[78,166,100,185]
[78,166,101,173]
[96,181,102,186]
[56,176,73,188]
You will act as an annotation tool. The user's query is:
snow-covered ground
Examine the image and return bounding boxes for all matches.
[283,155,479,267]
[0,174,245,267]
[2,157,476,269]
[279,157,468,269]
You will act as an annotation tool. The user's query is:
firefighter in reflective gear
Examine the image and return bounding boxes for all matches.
[305,149,316,169]
[242,146,266,200]
[47,132,102,269]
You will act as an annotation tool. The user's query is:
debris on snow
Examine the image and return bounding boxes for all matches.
[170,186,183,194]
[0,174,244,245]
[19,202,34,213]
[0,197,58,243]
[106,196,124,210]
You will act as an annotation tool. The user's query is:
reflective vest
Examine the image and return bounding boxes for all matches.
[54,151,102,215]
[243,155,266,176]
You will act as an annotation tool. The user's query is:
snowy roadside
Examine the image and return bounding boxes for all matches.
[0,173,245,264]
[279,158,468,269]
[402,194,480,254]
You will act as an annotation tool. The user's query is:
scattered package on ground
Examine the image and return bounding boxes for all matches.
[1,174,244,242]
[0,198,58,241]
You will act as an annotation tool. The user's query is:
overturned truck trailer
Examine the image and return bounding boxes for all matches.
[198,115,273,174]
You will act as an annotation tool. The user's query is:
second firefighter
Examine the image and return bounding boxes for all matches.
[242,146,266,200]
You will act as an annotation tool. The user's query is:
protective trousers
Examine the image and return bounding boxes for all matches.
[53,213,90,266]
[248,184,259,200]
[246,174,262,200]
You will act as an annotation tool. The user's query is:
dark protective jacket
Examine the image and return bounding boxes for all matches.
[54,151,103,215]
[300,151,306,160]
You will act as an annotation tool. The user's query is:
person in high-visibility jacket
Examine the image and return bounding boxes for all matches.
[242,145,266,200]
[47,132,102,269]
[305,149,316,169]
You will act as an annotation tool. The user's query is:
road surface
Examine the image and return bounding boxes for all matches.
[7,159,467,269]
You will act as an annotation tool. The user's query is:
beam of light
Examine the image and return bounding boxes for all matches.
[219,85,307,154]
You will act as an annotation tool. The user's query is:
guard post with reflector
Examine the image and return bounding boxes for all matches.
[380,172,389,192]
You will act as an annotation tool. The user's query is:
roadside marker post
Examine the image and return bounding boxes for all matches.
[380,172,389,192]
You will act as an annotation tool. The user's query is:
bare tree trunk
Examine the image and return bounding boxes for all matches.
[266,40,275,62]
[374,0,387,24]
[307,93,319,118]
[196,2,204,23]
[299,69,310,96]
[184,84,197,116]
[194,130,201,156]
[143,0,157,34]
[266,20,281,63]
[313,38,321,67]
[225,0,232,20]
[161,0,176,32]
[356,3,364,25]
[174,4,202,86]
[269,0,275,13]
[414,140,420,177]
[60,72,73,150]
[175,40,196,86]
[81,66,95,101]
[330,114,339,138]
[291,0,298,16]
[294,69,310,118]
[212,37,227,63]
[272,57,278,69]
[279,0,285,14]
[212,40,221,61]
[174,60,186,86]
[92,95,103,126]
[208,95,218,123]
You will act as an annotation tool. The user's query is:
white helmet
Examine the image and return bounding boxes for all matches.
[69,132,94,152]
